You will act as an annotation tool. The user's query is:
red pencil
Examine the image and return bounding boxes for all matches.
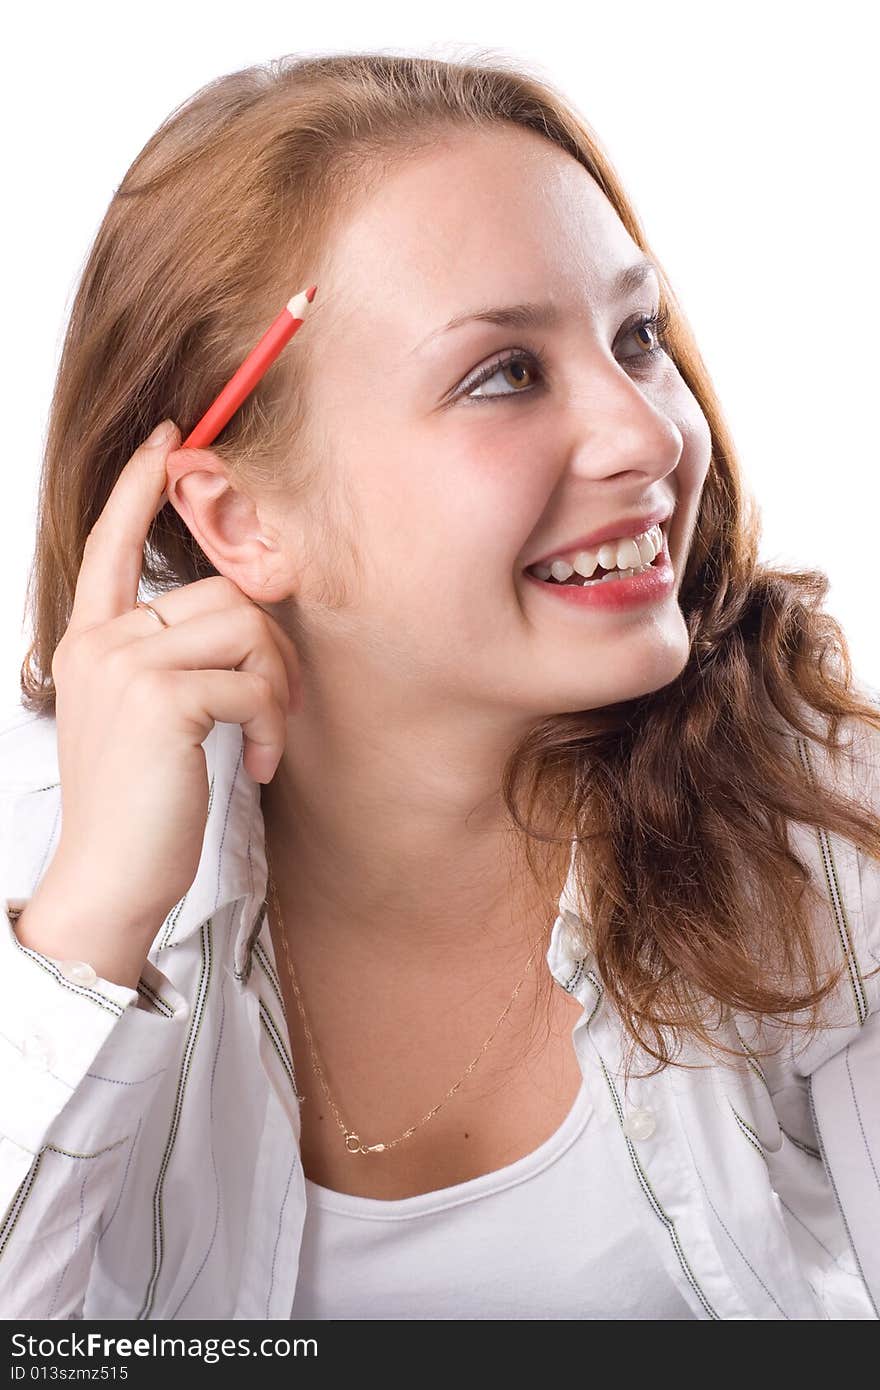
[181,283,318,450]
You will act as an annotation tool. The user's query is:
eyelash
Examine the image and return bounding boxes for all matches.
[454,304,673,405]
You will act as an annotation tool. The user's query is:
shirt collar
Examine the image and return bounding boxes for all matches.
[157,718,266,979]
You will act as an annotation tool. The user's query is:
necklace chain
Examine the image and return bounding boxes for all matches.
[264,841,541,1157]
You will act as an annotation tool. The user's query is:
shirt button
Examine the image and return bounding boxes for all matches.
[59,959,98,987]
[22,1031,53,1070]
[623,1106,656,1142]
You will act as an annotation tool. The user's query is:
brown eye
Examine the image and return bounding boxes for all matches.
[501,358,537,389]
[465,351,543,401]
[622,306,672,362]
[633,321,659,353]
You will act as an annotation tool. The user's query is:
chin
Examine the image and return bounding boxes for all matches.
[554,638,690,714]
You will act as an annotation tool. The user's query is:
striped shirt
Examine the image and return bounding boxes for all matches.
[0,699,878,1320]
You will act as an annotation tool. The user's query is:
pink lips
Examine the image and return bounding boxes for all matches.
[523,534,675,610]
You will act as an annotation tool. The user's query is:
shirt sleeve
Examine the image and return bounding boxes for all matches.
[0,898,190,1318]
[790,701,880,1313]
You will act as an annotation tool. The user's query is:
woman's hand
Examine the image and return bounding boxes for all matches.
[16,421,301,986]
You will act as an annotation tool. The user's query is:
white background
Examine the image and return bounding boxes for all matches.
[3,0,877,718]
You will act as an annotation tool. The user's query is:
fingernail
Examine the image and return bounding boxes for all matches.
[147,420,177,447]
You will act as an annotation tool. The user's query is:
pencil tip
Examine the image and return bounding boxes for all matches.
[305,284,317,303]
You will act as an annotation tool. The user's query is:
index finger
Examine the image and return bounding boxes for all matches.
[68,420,181,634]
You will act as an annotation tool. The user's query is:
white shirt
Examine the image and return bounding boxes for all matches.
[291,1075,695,1319]
[1,698,878,1321]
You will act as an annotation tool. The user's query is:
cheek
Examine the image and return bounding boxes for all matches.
[398,435,538,573]
[428,421,548,546]
[675,391,713,496]
[668,406,712,569]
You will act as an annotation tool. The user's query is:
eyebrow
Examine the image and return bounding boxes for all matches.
[410,257,660,355]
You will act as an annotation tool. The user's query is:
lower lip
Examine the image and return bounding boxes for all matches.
[523,544,674,610]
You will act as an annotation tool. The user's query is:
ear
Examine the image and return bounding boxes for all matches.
[164,447,295,603]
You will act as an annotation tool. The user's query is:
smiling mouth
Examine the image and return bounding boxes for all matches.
[524,521,669,586]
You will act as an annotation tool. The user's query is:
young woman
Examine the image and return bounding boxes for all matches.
[1,51,878,1321]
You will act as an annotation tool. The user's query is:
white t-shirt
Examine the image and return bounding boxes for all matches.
[290,1075,696,1320]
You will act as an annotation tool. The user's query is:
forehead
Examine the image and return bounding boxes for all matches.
[310,126,641,354]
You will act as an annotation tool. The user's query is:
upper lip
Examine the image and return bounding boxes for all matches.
[526,505,673,569]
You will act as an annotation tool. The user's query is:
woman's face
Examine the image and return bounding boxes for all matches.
[267,123,711,723]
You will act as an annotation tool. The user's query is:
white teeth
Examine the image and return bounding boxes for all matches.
[616,538,643,570]
[572,549,599,578]
[579,562,652,587]
[532,523,665,585]
[637,532,657,565]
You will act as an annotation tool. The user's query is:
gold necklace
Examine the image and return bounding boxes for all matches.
[264,840,541,1157]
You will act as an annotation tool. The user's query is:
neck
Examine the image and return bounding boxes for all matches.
[254,628,574,983]
[259,762,569,989]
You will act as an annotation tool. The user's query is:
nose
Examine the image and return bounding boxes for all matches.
[562,359,682,489]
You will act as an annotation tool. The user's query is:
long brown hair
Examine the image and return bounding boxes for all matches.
[18,49,880,1077]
